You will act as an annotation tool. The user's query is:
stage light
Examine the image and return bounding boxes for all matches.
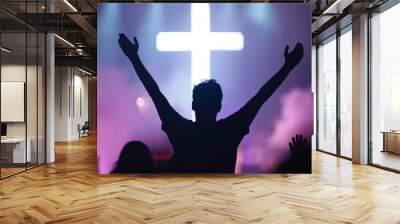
[136,97,145,108]
[156,3,244,87]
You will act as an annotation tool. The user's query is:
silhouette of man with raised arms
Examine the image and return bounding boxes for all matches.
[118,33,304,173]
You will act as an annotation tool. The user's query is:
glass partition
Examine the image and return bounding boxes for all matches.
[0,1,46,179]
[1,31,28,177]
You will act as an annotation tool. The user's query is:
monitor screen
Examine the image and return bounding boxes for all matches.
[1,123,7,137]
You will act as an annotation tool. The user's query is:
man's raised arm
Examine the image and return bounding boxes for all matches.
[118,33,181,122]
[232,43,304,126]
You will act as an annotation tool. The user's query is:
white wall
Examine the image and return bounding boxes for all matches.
[55,66,89,141]
[1,65,28,142]
[1,65,38,137]
[55,66,70,141]
[72,73,89,138]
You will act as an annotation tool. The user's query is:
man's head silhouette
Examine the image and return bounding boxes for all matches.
[192,79,222,123]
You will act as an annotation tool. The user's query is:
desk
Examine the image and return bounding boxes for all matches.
[382,131,400,154]
[1,138,31,163]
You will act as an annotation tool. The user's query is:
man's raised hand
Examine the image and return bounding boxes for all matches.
[284,43,304,70]
[118,33,139,61]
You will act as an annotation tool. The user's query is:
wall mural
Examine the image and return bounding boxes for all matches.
[98,3,312,174]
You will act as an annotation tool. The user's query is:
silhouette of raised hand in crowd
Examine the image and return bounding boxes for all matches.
[276,134,311,173]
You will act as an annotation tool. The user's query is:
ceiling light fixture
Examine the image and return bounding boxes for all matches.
[322,0,355,15]
[63,0,78,12]
[323,0,341,14]
[1,47,11,53]
[78,67,93,76]
[54,34,75,48]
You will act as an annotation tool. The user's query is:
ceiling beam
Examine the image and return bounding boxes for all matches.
[67,13,97,40]
[55,55,96,70]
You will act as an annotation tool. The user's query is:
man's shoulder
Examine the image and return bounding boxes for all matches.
[218,113,240,124]
[162,116,193,132]
[217,115,237,128]
[217,114,250,136]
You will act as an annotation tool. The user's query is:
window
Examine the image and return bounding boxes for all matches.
[317,36,337,154]
[339,28,352,158]
[370,3,400,171]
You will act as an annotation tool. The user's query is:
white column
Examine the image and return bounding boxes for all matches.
[46,1,55,163]
[352,14,369,164]
[46,33,55,163]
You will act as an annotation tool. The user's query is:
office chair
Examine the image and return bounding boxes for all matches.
[79,121,90,138]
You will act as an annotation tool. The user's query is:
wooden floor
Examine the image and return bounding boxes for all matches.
[372,150,400,171]
[1,135,400,224]
[1,167,26,178]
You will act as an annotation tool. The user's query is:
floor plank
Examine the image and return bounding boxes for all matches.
[0,135,399,223]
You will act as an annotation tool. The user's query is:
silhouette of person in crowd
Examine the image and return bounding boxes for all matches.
[276,134,311,173]
[118,33,304,173]
[112,141,154,173]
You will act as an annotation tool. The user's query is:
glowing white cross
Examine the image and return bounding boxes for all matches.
[156,3,244,87]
